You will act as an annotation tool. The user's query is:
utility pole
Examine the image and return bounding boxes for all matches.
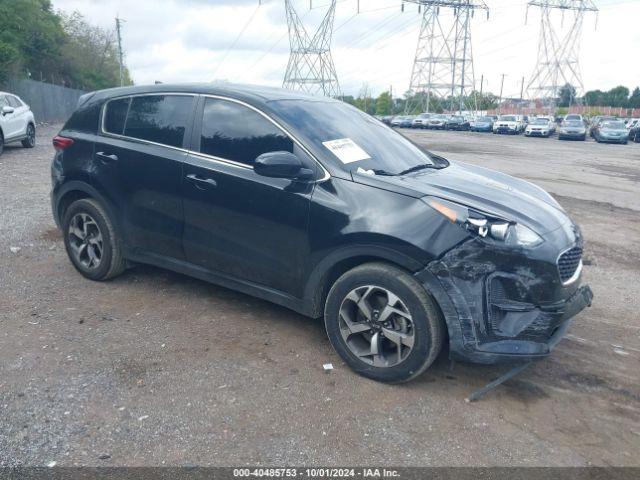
[115,16,126,87]
[520,76,525,115]
[525,0,598,107]
[283,0,341,97]
[498,73,506,115]
[404,0,489,114]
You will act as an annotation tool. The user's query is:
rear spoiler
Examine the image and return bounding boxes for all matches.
[76,91,97,108]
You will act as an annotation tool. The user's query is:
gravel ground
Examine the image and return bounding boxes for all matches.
[0,124,639,467]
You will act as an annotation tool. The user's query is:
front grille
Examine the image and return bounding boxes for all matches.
[558,246,583,283]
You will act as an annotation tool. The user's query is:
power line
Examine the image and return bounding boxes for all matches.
[213,3,262,79]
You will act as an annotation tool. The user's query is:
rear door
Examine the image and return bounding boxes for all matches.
[181,96,317,297]
[93,94,196,259]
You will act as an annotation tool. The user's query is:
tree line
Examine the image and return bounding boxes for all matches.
[0,0,131,90]
[341,86,499,116]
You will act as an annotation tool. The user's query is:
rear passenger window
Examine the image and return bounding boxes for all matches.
[200,98,293,166]
[104,98,130,135]
[124,95,193,148]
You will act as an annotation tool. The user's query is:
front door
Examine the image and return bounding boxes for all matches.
[181,96,317,297]
[93,94,196,259]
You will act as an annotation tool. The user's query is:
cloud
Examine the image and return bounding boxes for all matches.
[52,0,640,97]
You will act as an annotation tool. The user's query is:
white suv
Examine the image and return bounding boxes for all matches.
[0,92,36,156]
[493,115,525,134]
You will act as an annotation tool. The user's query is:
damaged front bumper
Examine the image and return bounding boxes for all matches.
[415,233,593,364]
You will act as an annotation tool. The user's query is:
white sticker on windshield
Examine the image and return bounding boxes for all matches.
[322,138,371,164]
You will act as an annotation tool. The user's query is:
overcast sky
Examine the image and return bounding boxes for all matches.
[52,0,640,98]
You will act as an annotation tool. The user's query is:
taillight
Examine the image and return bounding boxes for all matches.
[53,136,74,151]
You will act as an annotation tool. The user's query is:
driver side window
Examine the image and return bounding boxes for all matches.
[199,98,294,167]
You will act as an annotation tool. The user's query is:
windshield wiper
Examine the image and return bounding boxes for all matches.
[372,169,396,176]
[397,164,436,176]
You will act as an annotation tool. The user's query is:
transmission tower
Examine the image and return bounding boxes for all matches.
[526,0,598,103]
[283,0,341,98]
[405,0,488,114]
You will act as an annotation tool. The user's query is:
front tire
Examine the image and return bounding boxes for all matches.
[62,199,127,281]
[0,131,4,156]
[21,124,36,148]
[324,263,445,383]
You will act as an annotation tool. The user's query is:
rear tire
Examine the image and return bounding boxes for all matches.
[62,199,127,281]
[324,263,445,383]
[21,124,36,148]
[0,131,4,156]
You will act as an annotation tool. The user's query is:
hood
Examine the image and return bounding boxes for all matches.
[352,161,571,235]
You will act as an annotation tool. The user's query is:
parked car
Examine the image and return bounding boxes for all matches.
[0,92,36,156]
[630,123,640,143]
[564,114,584,123]
[625,118,639,130]
[558,120,587,141]
[445,115,470,131]
[592,120,629,144]
[411,113,431,129]
[493,115,525,134]
[589,116,617,138]
[391,115,413,128]
[469,116,494,132]
[425,114,448,130]
[51,83,592,383]
[524,118,555,138]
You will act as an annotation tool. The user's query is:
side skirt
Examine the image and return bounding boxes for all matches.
[127,250,314,317]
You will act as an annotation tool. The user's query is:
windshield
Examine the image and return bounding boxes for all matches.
[531,119,548,125]
[477,117,492,122]
[419,113,430,118]
[565,115,581,121]
[272,99,436,175]
[565,121,584,127]
[432,115,447,120]
[602,121,625,129]
[499,116,517,121]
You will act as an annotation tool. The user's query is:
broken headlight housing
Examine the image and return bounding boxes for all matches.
[424,197,543,248]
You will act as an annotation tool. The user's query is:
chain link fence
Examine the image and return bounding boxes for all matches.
[2,78,86,124]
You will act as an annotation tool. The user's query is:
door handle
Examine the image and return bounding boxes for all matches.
[96,152,119,164]
[186,174,217,190]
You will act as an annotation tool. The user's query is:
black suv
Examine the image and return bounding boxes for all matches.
[51,84,593,383]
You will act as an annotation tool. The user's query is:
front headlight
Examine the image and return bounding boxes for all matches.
[424,197,544,248]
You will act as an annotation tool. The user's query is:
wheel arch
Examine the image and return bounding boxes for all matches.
[54,181,119,231]
[303,245,425,318]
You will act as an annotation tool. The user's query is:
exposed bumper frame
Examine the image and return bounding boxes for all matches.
[415,251,593,364]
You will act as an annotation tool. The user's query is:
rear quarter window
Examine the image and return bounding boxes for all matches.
[103,98,131,135]
[64,103,102,134]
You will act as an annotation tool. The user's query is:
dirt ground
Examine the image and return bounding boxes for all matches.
[0,124,639,467]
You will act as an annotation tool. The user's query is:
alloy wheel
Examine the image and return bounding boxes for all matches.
[68,213,104,270]
[27,125,35,146]
[339,285,415,367]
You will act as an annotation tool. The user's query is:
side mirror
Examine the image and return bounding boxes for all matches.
[2,106,15,116]
[254,151,314,180]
